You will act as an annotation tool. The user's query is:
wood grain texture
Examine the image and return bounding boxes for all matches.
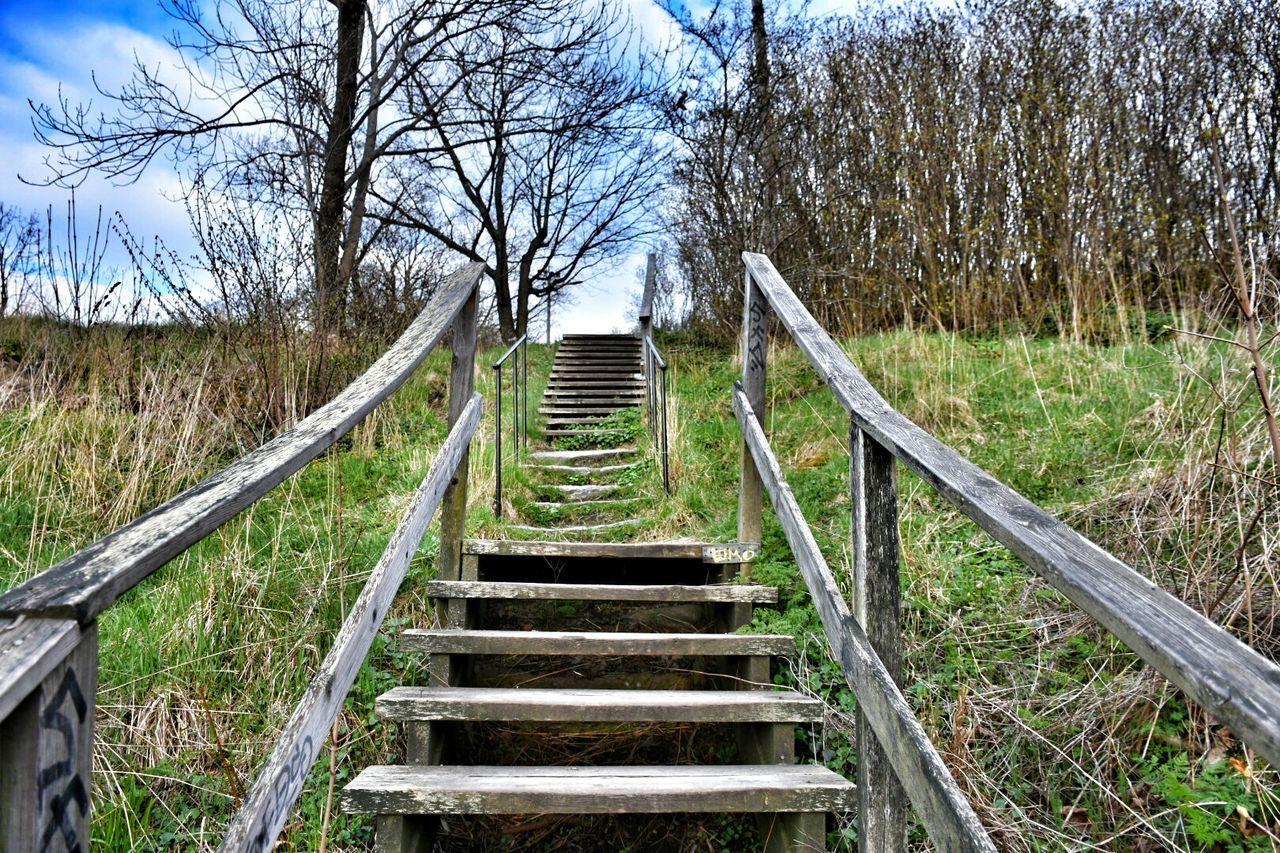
[524,445,634,458]
[425,581,778,604]
[1,622,97,853]
[0,617,79,722]
[436,286,478,587]
[638,252,657,323]
[742,250,1280,769]
[342,764,857,815]
[851,425,907,852]
[375,687,824,723]
[220,395,482,853]
[400,629,794,657]
[0,263,484,625]
[737,269,769,578]
[734,384,995,851]
[463,540,712,559]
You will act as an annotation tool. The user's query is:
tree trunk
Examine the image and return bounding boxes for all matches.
[310,0,366,407]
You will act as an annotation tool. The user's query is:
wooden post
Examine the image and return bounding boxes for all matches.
[737,268,769,581]
[437,286,478,593]
[851,423,907,852]
[1,621,98,853]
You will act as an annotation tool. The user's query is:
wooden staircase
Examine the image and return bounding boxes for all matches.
[341,330,855,849]
[342,540,856,850]
[540,333,645,442]
[512,334,652,535]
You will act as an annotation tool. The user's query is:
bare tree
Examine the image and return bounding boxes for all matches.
[26,0,574,395]
[0,204,40,319]
[374,8,671,340]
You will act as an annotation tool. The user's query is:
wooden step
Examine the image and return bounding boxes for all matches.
[550,364,642,371]
[530,498,648,512]
[426,581,779,604]
[529,448,638,462]
[539,396,642,404]
[544,418,636,428]
[540,394,645,404]
[552,355,642,363]
[400,630,793,656]
[343,764,856,815]
[376,687,821,723]
[540,406,640,417]
[546,381,645,391]
[507,518,644,534]
[464,540,716,559]
[528,462,643,476]
[544,428,631,437]
[535,483,625,500]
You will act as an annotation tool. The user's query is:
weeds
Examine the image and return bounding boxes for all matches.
[3,309,1277,849]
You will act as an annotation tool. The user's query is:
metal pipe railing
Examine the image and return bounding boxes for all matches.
[642,334,670,494]
[492,334,528,516]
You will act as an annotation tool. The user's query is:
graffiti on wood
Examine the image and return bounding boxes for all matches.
[38,667,90,853]
[747,299,768,373]
[702,544,761,564]
[247,735,315,852]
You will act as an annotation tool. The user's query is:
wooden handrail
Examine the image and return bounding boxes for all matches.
[741,251,1280,770]
[0,260,485,851]
[638,252,656,324]
[732,384,995,850]
[0,262,485,625]
[222,394,483,852]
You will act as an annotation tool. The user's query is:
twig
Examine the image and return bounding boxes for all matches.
[1207,117,1280,471]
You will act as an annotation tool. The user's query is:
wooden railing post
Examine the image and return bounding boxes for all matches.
[851,424,907,851]
[737,267,769,580]
[1,618,97,853]
[437,285,478,590]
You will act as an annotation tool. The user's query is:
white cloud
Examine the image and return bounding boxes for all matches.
[0,18,200,301]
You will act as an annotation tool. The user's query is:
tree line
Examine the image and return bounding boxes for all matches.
[667,0,1280,340]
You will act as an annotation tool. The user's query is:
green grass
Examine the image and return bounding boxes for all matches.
[2,317,1277,850]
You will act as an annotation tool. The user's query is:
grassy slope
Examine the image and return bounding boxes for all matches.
[655,328,1278,851]
[1,321,1277,850]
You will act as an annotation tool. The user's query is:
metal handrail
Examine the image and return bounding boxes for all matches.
[642,334,670,494]
[492,334,528,516]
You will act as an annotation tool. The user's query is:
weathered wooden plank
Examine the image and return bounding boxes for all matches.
[342,764,857,816]
[436,284,478,587]
[425,581,778,604]
[0,263,485,625]
[851,425,907,852]
[1,621,97,853]
[733,384,995,851]
[375,687,823,723]
[737,266,769,579]
[399,629,794,657]
[527,463,644,476]
[743,251,1280,769]
[538,484,625,501]
[220,394,483,853]
[507,519,643,534]
[638,252,657,324]
[0,617,79,723]
[762,811,826,853]
[463,540,712,559]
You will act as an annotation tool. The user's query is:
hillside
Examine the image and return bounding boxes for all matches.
[1,318,1277,849]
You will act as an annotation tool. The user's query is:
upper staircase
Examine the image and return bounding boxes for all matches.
[511,334,653,536]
